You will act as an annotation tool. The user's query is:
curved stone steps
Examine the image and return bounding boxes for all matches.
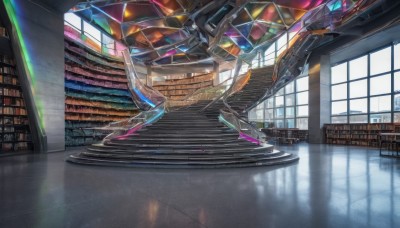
[67,152,299,169]
[78,149,283,161]
[67,65,299,168]
[86,144,275,156]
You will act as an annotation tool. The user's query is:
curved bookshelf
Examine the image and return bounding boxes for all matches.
[64,36,137,147]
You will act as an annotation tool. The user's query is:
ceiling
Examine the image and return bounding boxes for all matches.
[66,0,361,66]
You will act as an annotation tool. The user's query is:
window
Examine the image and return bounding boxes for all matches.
[249,75,309,129]
[296,77,308,91]
[331,44,400,123]
[370,47,391,75]
[331,63,347,84]
[349,56,368,80]
[83,21,101,46]
[64,13,81,31]
[349,79,367,98]
[263,43,276,66]
[64,13,123,57]
[102,34,116,53]
[276,33,287,57]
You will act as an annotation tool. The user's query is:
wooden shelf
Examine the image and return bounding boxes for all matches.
[325,123,400,149]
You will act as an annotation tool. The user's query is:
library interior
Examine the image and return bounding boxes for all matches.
[0,0,399,227]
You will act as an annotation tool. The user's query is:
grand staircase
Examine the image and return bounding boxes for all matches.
[67,65,299,168]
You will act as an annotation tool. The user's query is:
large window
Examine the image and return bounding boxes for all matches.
[249,75,309,129]
[331,44,400,123]
[251,32,295,69]
[64,13,119,56]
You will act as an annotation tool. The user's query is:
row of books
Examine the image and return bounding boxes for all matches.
[65,73,128,90]
[1,133,31,141]
[66,90,133,104]
[65,113,127,122]
[66,50,125,75]
[1,142,32,151]
[65,105,135,117]
[0,27,8,38]
[325,123,400,148]
[65,120,107,129]
[0,55,15,65]
[1,88,21,97]
[0,116,29,125]
[65,97,136,111]
[65,64,127,83]
[65,136,100,146]
[2,97,25,106]
[0,75,19,85]
[65,80,131,97]
[0,66,16,75]
[0,107,27,115]
[325,123,397,131]
[66,129,107,137]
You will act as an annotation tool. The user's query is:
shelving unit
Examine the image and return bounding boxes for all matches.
[262,128,308,144]
[153,73,214,100]
[0,31,33,153]
[64,36,137,147]
[325,123,400,149]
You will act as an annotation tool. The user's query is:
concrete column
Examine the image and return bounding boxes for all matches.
[5,0,65,152]
[308,55,331,144]
[213,61,219,86]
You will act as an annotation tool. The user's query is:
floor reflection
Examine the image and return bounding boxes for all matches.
[0,144,398,227]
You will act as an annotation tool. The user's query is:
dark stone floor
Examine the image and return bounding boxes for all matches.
[0,143,399,228]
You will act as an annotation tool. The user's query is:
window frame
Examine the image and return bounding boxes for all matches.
[330,43,400,123]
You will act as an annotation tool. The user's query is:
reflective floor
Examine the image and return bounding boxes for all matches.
[0,143,399,228]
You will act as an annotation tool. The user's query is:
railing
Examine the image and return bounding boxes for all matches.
[122,50,166,111]
[213,60,267,145]
[91,50,167,142]
[100,102,166,142]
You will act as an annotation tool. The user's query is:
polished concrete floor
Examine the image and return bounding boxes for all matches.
[0,143,399,228]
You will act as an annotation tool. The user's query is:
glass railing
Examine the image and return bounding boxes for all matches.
[89,50,167,142]
[211,60,267,145]
[219,109,266,144]
[100,103,165,142]
[122,50,166,111]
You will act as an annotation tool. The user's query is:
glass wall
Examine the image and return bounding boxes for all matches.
[331,43,400,123]
[249,75,309,129]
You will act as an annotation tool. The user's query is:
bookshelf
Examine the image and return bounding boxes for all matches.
[153,73,214,100]
[0,40,33,153]
[64,36,137,147]
[262,128,308,144]
[324,123,400,149]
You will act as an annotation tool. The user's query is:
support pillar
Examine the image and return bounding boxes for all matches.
[308,55,331,143]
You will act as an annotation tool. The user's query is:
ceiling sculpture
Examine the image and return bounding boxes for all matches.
[70,0,354,66]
